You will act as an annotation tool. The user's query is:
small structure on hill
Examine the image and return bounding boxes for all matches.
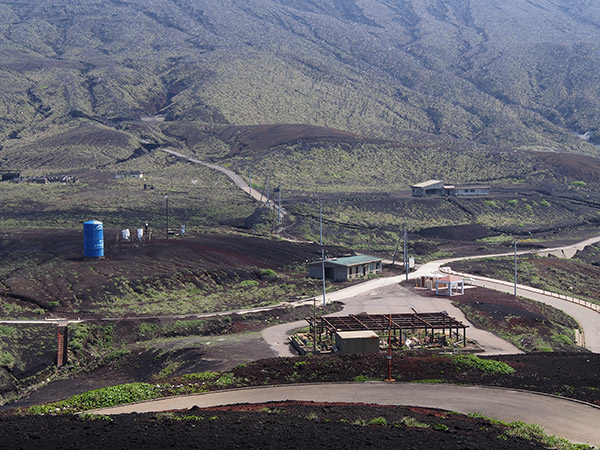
[435,275,465,296]
[308,254,383,281]
[1,171,20,181]
[411,179,489,197]
[293,312,469,354]
[411,180,445,197]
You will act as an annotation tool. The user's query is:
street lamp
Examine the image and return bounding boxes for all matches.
[165,195,169,239]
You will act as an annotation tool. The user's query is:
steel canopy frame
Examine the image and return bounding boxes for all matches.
[306,312,468,349]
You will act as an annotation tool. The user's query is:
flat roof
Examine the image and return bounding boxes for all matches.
[316,254,382,267]
[335,331,379,339]
[454,184,490,189]
[411,179,443,189]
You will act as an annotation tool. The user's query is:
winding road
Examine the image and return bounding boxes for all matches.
[261,234,600,356]
[93,383,600,446]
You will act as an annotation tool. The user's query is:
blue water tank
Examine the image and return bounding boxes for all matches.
[83,220,104,258]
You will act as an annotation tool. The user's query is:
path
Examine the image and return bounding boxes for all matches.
[162,149,285,215]
[93,383,600,446]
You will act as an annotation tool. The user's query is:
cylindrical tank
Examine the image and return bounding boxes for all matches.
[180,224,186,236]
[136,228,144,240]
[121,229,131,241]
[83,220,104,258]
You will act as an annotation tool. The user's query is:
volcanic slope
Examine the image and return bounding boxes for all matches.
[1,0,600,161]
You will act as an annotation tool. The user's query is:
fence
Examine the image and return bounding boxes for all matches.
[439,267,600,314]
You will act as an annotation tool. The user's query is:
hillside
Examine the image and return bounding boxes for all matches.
[1,0,600,162]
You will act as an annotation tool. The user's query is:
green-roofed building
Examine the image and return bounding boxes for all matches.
[308,254,383,281]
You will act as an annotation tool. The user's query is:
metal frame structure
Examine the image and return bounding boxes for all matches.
[306,312,468,349]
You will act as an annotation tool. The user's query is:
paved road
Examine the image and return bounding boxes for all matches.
[262,234,600,356]
[261,283,522,356]
[93,383,600,446]
[460,275,600,353]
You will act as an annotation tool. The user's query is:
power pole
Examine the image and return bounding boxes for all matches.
[513,240,518,297]
[164,195,169,239]
[249,168,252,198]
[277,185,282,223]
[403,219,408,282]
[320,200,326,307]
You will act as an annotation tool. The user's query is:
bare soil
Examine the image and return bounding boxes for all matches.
[412,286,582,352]
[0,228,344,315]
[0,402,553,450]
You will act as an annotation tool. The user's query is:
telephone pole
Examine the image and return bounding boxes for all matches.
[320,200,326,307]
[513,240,518,297]
[403,219,408,282]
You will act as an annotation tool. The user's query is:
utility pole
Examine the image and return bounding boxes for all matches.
[403,219,408,282]
[513,240,518,297]
[164,195,169,239]
[277,185,282,223]
[249,168,252,199]
[320,200,326,307]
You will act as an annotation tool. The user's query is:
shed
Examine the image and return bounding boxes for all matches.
[335,330,379,355]
[411,180,444,197]
[308,254,383,281]
[435,275,465,296]
[450,184,490,197]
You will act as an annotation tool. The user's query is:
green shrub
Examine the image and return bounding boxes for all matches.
[540,199,551,207]
[48,301,59,309]
[0,352,15,369]
[240,280,259,287]
[451,354,515,375]
[27,383,160,414]
[260,269,277,278]
[369,417,388,426]
[484,200,498,208]
[570,181,587,188]
[507,199,519,206]
[434,423,450,431]
[550,334,573,346]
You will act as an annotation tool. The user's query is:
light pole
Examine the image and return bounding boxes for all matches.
[165,195,169,239]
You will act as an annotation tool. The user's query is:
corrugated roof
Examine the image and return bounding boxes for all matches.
[411,179,443,188]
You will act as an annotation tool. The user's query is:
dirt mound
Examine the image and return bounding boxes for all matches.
[213,124,366,156]
[536,151,600,183]
[418,224,495,241]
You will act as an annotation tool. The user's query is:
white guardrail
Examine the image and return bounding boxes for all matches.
[439,267,600,314]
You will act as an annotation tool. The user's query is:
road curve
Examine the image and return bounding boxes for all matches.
[93,383,600,446]
[262,234,600,355]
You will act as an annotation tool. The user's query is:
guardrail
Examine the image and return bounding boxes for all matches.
[439,267,600,314]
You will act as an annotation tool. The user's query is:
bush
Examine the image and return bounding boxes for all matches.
[570,181,587,188]
[451,354,515,375]
[0,351,15,369]
[240,280,259,287]
[260,269,277,278]
[508,199,519,206]
[540,199,551,207]
[27,383,160,414]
